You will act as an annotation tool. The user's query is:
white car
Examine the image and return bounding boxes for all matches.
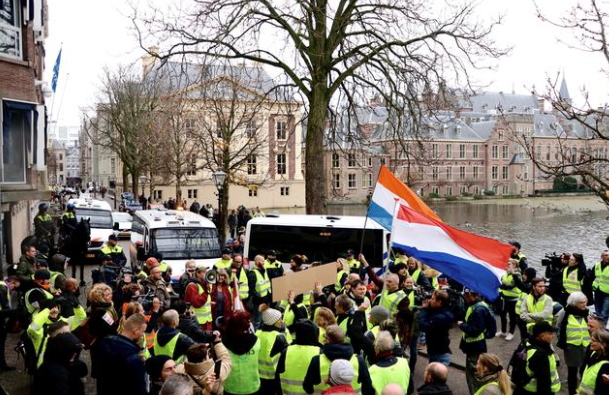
[112,212,133,239]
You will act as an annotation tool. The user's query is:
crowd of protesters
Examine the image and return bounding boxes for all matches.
[2,230,609,395]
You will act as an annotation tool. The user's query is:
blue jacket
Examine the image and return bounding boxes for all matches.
[458,300,488,355]
[418,307,454,355]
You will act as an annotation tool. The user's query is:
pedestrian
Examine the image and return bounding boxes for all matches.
[368,331,410,395]
[248,255,272,329]
[459,288,490,394]
[96,314,148,395]
[335,294,372,360]
[591,250,609,323]
[509,241,528,271]
[473,353,511,395]
[153,309,195,363]
[518,321,561,395]
[519,278,553,336]
[227,209,238,238]
[417,290,454,366]
[214,248,233,270]
[210,269,233,327]
[561,253,588,305]
[372,273,406,317]
[143,265,171,309]
[33,332,87,395]
[578,329,609,395]
[345,249,362,276]
[0,277,15,371]
[146,355,178,395]
[189,200,201,214]
[16,244,38,282]
[178,260,197,298]
[277,319,321,395]
[497,259,521,341]
[87,283,119,385]
[223,311,261,395]
[556,291,589,395]
[256,306,289,394]
[416,362,454,395]
[230,253,249,303]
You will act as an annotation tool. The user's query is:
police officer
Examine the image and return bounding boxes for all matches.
[34,203,56,249]
[60,203,78,241]
[0,279,15,371]
[264,250,284,280]
[520,322,561,395]
[345,250,362,276]
[335,259,349,294]
[100,234,126,267]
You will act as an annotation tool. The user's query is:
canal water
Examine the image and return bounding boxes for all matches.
[275,197,609,271]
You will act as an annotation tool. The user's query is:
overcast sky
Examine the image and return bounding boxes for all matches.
[43,0,609,126]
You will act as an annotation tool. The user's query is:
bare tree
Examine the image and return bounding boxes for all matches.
[133,0,505,213]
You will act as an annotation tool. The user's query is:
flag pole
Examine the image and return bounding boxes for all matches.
[52,72,70,138]
[359,165,384,261]
[379,197,400,308]
[48,44,62,132]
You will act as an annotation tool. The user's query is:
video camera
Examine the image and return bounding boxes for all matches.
[541,252,562,268]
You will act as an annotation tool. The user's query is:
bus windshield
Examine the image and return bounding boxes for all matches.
[75,209,113,229]
[246,224,386,266]
[151,228,221,260]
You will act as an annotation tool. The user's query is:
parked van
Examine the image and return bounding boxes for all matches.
[130,210,222,281]
[67,198,114,262]
[244,215,389,267]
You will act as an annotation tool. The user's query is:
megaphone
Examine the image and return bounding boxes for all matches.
[205,270,218,284]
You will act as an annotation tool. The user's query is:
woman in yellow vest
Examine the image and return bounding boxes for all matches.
[223,311,261,395]
[313,307,337,345]
[556,291,590,395]
[473,353,511,395]
[578,329,609,395]
[497,260,521,341]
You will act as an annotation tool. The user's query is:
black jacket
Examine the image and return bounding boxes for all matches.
[458,299,488,355]
[153,326,195,360]
[248,267,272,305]
[417,382,455,395]
[34,334,88,395]
[96,335,147,395]
[525,338,557,395]
[337,311,374,361]
[418,307,454,355]
[303,342,373,395]
[178,314,212,344]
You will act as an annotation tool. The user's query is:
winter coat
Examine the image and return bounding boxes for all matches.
[96,334,147,395]
[458,299,488,355]
[418,306,454,355]
[417,382,455,395]
[211,283,233,323]
[475,372,502,395]
[322,385,358,394]
[176,341,233,395]
[34,333,87,395]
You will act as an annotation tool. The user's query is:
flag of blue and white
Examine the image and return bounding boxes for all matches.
[51,49,62,93]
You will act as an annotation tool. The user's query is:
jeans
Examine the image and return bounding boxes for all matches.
[428,353,451,366]
[594,291,609,324]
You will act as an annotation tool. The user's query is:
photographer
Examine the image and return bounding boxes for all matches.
[418,290,455,366]
[544,253,569,302]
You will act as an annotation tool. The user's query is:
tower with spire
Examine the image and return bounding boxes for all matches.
[558,75,572,107]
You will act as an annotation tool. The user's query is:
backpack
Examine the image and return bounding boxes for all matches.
[508,342,530,389]
[475,302,497,339]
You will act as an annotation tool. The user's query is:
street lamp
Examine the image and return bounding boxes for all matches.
[109,176,117,209]
[139,174,147,196]
[212,170,227,244]
[139,174,147,209]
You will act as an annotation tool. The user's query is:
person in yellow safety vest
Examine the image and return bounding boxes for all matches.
[406,257,431,290]
[34,259,66,293]
[276,319,321,395]
[60,203,78,240]
[365,306,391,343]
[184,266,213,331]
[214,248,233,270]
[561,253,587,301]
[402,276,417,308]
[320,360,359,395]
[393,248,408,265]
[577,329,609,395]
[497,259,522,341]
[373,274,406,316]
[222,311,261,395]
[591,250,609,323]
[256,306,290,394]
[335,259,349,294]
[368,331,410,395]
[335,294,371,359]
[152,309,195,364]
[519,322,561,395]
[303,325,374,395]
[421,264,440,291]
[345,249,362,276]
[264,250,284,280]
[0,278,15,371]
[473,353,512,395]
[283,290,310,332]
[33,203,56,248]
[248,255,272,330]
[313,307,336,345]
[459,288,490,395]
[509,241,528,271]
[27,301,68,362]
[25,270,56,315]
[520,278,554,335]
[230,253,249,302]
[101,234,127,266]
[35,320,71,368]
[344,279,372,328]
[556,291,590,395]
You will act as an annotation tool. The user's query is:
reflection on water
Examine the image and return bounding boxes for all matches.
[275,202,608,271]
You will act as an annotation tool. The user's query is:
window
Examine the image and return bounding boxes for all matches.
[446,166,452,180]
[1,101,35,183]
[59,163,63,171]
[380,158,386,165]
[110,158,116,174]
[432,186,440,194]
[502,185,509,195]
[446,186,453,196]
[333,173,340,189]
[0,0,21,58]
[498,130,505,141]
[249,186,258,197]
[524,165,529,180]
[502,145,509,160]
[277,154,286,175]
[546,145,551,161]
[280,187,290,196]
[446,144,452,158]
[474,186,480,195]
[59,153,63,160]
[459,166,466,180]
[473,145,479,159]
[247,154,257,175]
[473,166,479,179]
[502,166,509,180]
[492,166,498,180]
[432,166,439,181]
[187,189,198,199]
[432,144,439,158]
[332,153,340,168]
[153,190,163,200]
[536,144,541,160]
[348,173,356,188]
[368,157,372,167]
[348,153,356,167]
[459,144,466,159]
[492,145,498,159]
[186,154,197,175]
[460,185,467,195]
[276,120,287,140]
[245,120,257,138]
[368,173,373,187]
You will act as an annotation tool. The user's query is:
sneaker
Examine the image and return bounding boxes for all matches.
[495,331,506,337]
[505,333,514,341]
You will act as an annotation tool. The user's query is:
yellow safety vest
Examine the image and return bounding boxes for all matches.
[24,288,54,314]
[473,381,499,395]
[409,268,422,284]
[153,332,185,364]
[369,357,410,395]
[315,354,361,394]
[500,273,522,299]
[214,258,233,270]
[565,315,590,347]
[524,347,561,393]
[189,283,212,325]
[335,270,348,293]
[0,281,10,305]
[224,338,261,394]
[524,294,552,332]
[563,267,582,294]
[254,269,271,298]
[515,292,527,315]
[284,302,308,328]
[49,271,64,293]
[346,258,361,271]
[578,357,609,395]
[256,330,282,380]
[280,345,320,395]
[379,289,406,315]
[462,301,488,343]
[593,262,609,293]
[231,268,250,300]
[100,245,123,255]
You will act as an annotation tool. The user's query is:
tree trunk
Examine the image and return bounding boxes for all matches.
[305,87,328,214]
[219,178,229,245]
[131,172,139,198]
[122,169,130,195]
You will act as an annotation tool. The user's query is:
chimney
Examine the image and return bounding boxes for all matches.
[538,98,545,114]
[141,46,159,77]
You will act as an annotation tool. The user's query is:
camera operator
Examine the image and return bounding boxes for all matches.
[418,290,455,366]
[543,253,569,302]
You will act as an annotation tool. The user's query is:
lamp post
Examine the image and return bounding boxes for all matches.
[212,170,227,244]
[139,174,147,209]
[110,176,117,209]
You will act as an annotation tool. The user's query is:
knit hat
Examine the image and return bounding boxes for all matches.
[145,355,172,381]
[370,306,390,325]
[34,269,51,280]
[532,321,556,338]
[262,308,282,326]
[328,359,355,386]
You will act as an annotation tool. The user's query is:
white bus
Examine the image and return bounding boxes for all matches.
[130,210,222,281]
[67,198,114,262]
[243,215,389,267]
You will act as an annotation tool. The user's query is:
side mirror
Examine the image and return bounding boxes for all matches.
[113,222,120,231]
[137,246,147,262]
